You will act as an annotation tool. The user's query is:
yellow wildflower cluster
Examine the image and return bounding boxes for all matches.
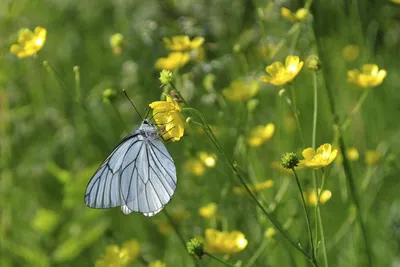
[95,240,140,267]
[347,64,387,88]
[185,152,217,176]
[10,26,46,58]
[261,56,304,86]
[155,35,204,70]
[199,202,218,219]
[204,229,248,254]
[304,189,332,206]
[300,144,338,169]
[223,80,260,102]
[248,123,275,147]
[149,94,185,141]
[233,179,274,195]
[281,8,309,23]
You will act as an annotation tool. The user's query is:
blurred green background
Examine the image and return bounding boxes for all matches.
[1,0,400,266]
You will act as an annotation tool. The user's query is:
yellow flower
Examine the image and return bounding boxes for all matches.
[222,80,260,101]
[148,260,166,267]
[95,240,140,267]
[10,26,46,58]
[163,35,204,51]
[343,45,359,62]
[149,94,185,141]
[204,229,248,254]
[198,152,217,167]
[234,180,274,195]
[110,33,124,55]
[248,123,275,147]
[281,7,309,23]
[365,150,382,166]
[260,56,304,86]
[300,144,338,169]
[304,189,332,206]
[264,227,276,240]
[346,147,360,161]
[185,159,206,176]
[391,0,400,4]
[347,64,387,88]
[155,52,190,70]
[199,203,218,219]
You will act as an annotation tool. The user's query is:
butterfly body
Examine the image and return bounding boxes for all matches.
[84,119,177,217]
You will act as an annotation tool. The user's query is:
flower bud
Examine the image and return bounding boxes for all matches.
[102,88,117,104]
[159,69,173,85]
[281,152,299,169]
[305,55,321,71]
[187,238,204,259]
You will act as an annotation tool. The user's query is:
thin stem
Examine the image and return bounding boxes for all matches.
[163,209,199,267]
[244,239,268,267]
[341,89,370,131]
[309,18,372,267]
[111,103,128,133]
[288,83,305,147]
[317,169,329,267]
[292,169,318,267]
[73,66,81,104]
[204,252,235,267]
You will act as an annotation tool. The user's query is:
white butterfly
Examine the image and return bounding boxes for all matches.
[84,119,177,217]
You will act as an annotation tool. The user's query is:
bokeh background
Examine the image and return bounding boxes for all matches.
[1,0,400,266]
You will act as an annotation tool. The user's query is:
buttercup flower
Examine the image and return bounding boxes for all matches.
[198,152,217,167]
[365,150,382,166]
[148,260,166,267]
[281,8,309,23]
[260,56,304,86]
[233,180,274,195]
[95,240,140,267]
[346,147,360,161]
[10,26,46,58]
[300,144,338,169]
[304,189,332,206]
[391,0,400,4]
[185,159,206,176]
[222,80,260,101]
[199,203,218,219]
[204,229,248,254]
[248,123,275,147]
[347,64,387,88]
[149,94,185,141]
[155,52,190,70]
[163,35,204,51]
[343,45,359,62]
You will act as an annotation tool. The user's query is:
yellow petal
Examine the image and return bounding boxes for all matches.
[302,148,315,160]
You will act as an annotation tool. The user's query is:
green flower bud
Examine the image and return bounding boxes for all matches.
[159,69,173,85]
[305,55,321,71]
[281,152,299,169]
[102,88,117,104]
[187,238,204,259]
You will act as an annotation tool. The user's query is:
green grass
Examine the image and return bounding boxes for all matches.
[1,0,400,266]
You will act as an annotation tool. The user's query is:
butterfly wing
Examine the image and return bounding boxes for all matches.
[120,138,177,217]
[84,132,177,217]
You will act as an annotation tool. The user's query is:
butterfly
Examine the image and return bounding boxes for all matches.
[84,119,177,217]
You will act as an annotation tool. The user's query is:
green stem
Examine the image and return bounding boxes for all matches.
[292,169,318,267]
[317,169,329,267]
[310,27,373,267]
[163,209,200,267]
[288,83,305,147]
[73,66,81,104]
[204,252,235,267]
[341,89,370,131]
[111,103,128,133]
[244,239,268,267]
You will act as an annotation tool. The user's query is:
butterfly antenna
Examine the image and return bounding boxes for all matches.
[122,89,143,121]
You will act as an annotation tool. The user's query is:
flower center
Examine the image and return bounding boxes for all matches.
[287,64,297,73]
[35,38,44,46]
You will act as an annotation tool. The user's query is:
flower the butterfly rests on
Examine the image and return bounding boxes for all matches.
[84,119,177,217]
